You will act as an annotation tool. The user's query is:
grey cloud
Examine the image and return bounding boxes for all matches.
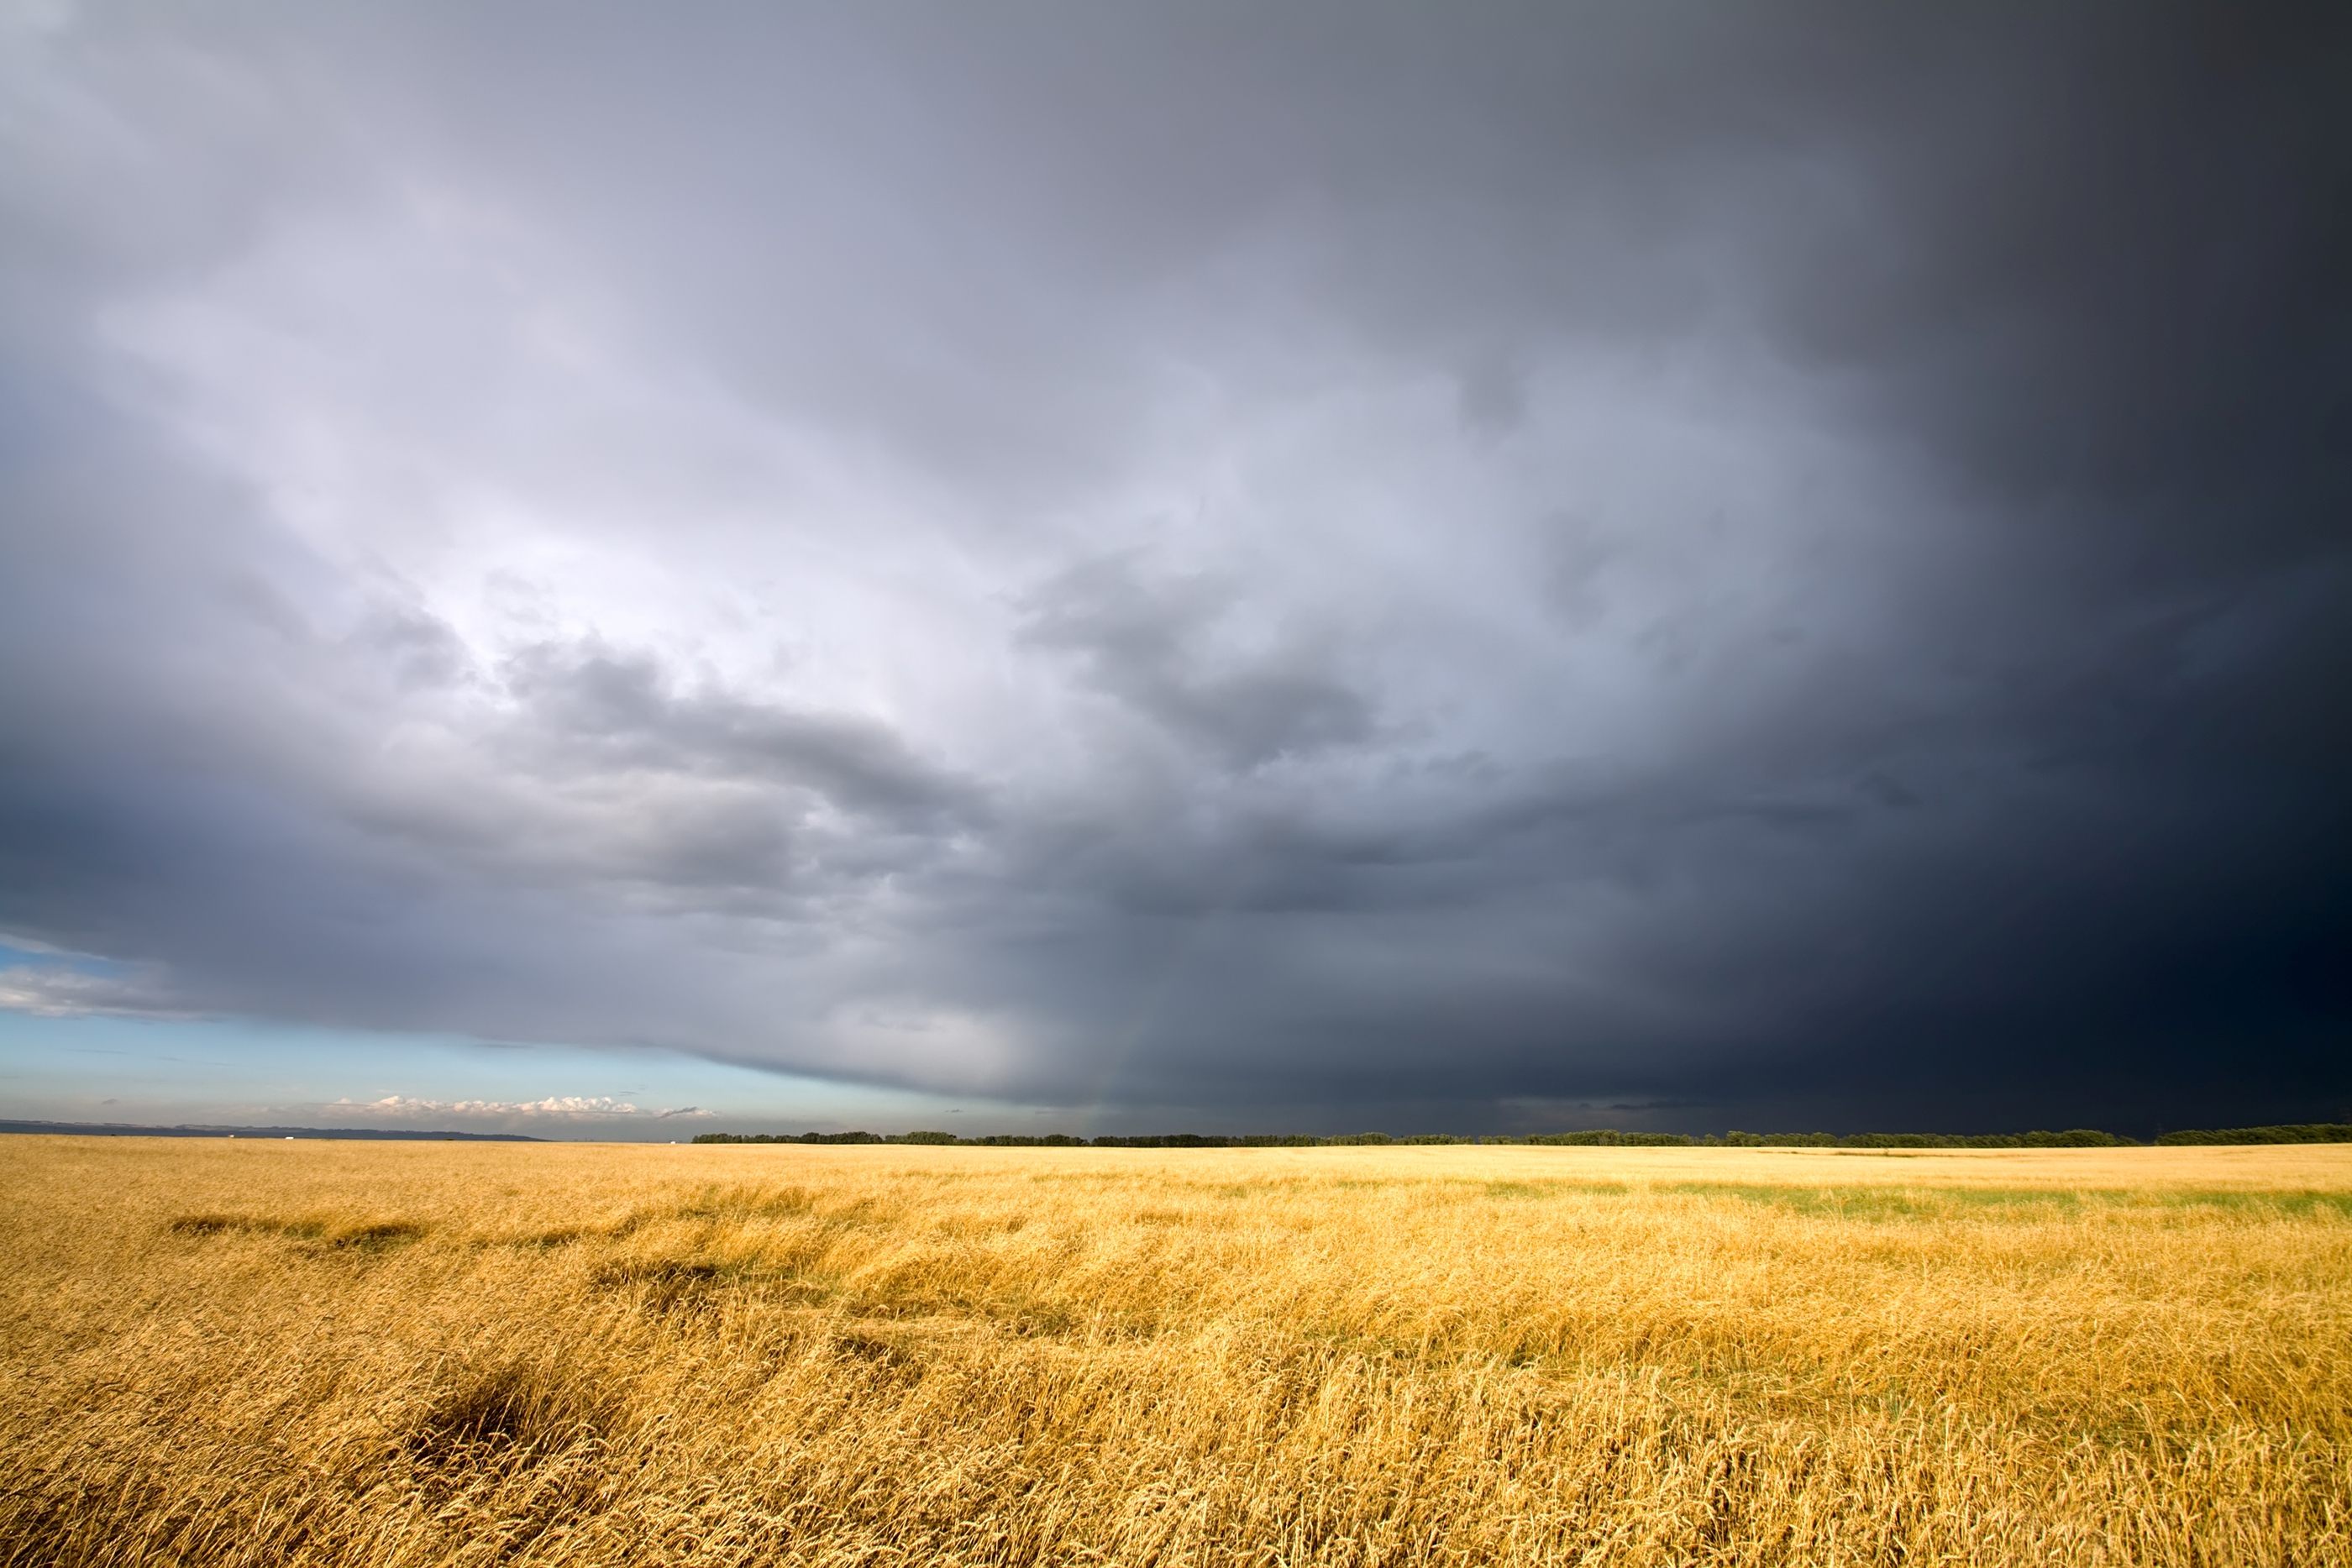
[502,642,983,828]
[1454,359,1528,441]
[1,3,2346,1133]
[1017,555,1377,770]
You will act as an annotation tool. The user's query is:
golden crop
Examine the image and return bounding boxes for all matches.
[3,1137,2347,1565]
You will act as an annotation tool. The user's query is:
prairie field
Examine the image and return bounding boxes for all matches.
[2,1139,2348,1566]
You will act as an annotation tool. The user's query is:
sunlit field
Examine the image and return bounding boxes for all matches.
[3,1138,2347,1566]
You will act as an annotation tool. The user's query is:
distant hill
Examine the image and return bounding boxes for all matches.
[0,1119,543,1142]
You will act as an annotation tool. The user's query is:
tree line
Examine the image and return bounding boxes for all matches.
[691,1123,2349,1148]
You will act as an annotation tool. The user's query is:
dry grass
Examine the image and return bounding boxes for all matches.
[2,1138,2348,1565]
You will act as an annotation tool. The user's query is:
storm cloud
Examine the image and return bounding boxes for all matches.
[2,2,2347,1132]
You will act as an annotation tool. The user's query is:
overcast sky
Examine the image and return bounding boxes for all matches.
[3,3,2347,1137]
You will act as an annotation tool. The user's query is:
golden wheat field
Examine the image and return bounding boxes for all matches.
[2,1138,2348,1567]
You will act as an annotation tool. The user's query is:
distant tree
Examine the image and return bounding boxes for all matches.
[2019,1129,2122,1147]
[2157,1123,2352,1146]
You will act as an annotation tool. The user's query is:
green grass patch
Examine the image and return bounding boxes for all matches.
[1652,1183,2352,1221]
[1483,1181,1548,1199]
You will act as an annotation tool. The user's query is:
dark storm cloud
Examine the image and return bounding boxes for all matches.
[1016,555,1378,769]
[503,642,982,828]
[1,2,2346,1131]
